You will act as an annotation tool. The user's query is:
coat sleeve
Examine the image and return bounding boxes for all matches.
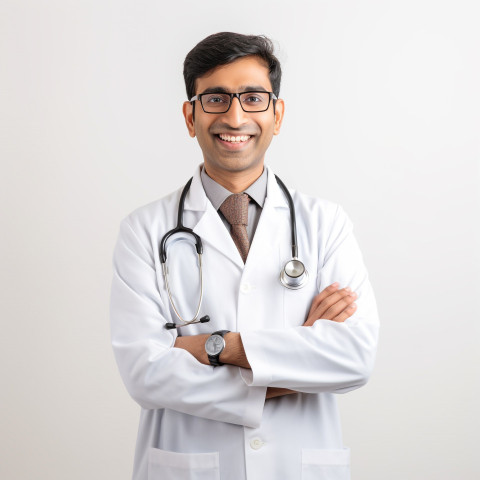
[239,205,380,394]
[110,218,267,427]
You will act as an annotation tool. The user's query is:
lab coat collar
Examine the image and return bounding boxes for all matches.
[183,163,290,212]
[182,163,290,269]
[264,165,290,210]
[183,164,208,212]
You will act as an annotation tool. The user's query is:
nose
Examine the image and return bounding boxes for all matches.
[222,95,248,127]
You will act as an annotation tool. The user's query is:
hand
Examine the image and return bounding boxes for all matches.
[266,387,297,399]
[304,283,357,326]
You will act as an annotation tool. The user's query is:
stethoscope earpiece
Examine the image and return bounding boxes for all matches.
[165,315,210,330]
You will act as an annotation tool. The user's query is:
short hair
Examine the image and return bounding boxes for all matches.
[183,32,282,100]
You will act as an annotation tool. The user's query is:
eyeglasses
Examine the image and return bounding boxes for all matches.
[189,91,277,114]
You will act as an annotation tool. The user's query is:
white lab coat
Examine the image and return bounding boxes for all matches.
[110,164,379,480]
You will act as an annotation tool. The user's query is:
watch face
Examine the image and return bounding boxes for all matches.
[205,334,225,356]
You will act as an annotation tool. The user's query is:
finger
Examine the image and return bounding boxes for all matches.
[305,292,356,326]
[332,303,357,323]
[307,287,353,324]
[313,288,354,319]
[307,282,339,317]
[322,292,357,320]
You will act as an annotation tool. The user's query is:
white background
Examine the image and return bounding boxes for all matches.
[1,0,479,478]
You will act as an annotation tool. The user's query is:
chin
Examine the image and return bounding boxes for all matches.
[210,156,264,173]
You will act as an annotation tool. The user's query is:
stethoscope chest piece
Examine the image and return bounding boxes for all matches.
[280,258,309,290]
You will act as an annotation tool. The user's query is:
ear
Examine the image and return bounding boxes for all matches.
[182,101,196,137]
[273,98,285,135]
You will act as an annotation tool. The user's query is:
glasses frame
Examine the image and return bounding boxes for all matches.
[189,91,278,114]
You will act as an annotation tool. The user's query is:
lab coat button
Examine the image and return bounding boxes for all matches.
[250,438,264,450]
[240,282,252,294]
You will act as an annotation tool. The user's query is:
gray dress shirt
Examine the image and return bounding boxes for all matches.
[200,167,267,243]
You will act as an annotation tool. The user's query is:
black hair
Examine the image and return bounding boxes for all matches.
[183,32,282,100]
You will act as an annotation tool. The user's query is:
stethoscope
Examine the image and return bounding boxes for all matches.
[161,175,308,329]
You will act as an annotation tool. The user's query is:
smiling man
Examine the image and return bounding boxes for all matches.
[182,54,283,192]
[110,32,379,480]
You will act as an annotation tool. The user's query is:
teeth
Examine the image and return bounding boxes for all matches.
[218,134,251,143]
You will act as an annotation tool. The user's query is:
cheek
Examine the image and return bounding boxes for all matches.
[194,125,212,147]
[258,122,275,144]
[259,117,276,136]
[195,117,215,139]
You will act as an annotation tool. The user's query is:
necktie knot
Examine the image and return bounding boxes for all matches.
[219,193,250,226]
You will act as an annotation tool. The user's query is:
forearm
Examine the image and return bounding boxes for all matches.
[221,335,296,398]
[175,333,297,399]
[221,332,250,368]
[239,210,380,393]
[174,332,250,368]
[111,220,267,426]
[240,318,379,393]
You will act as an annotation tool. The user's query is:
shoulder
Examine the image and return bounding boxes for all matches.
[290,189,351,230]
[119,186,183,237]
[266,165,349,227]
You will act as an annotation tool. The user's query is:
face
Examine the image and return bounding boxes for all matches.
[182,56,284,181]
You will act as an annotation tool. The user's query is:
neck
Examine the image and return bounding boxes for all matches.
[203,163,265,193]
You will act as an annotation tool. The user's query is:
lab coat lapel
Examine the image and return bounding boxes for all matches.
[244,166,290,267]
[181,165,290,270]
[183,166,245,269]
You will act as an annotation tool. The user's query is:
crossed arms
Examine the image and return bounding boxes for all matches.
[175,283,358,399]
[111,206,379,427]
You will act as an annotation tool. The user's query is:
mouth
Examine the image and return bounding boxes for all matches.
[216,133,252,143]
[214,133,254,149]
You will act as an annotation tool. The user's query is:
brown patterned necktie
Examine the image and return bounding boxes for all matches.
[219,193,250,263]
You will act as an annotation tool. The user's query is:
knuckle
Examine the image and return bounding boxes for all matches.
[333,299,349,311]
[333,290,349,302]
[324,306,335,318]
[344,294,356,304]
[335,298,347,308]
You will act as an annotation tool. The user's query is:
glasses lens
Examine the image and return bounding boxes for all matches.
[201,93,231,113]
[240,92,271,111]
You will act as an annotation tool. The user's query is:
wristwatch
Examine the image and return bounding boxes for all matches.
[205,330,230,366]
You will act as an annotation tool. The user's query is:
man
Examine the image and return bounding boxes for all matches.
[110,32,379,480]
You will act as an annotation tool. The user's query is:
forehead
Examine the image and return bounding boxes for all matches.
[195,56,272,94]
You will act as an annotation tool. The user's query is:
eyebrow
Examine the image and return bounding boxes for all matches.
[200,85,269,95]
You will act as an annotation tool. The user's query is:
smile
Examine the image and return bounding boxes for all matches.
[217,133,252,143]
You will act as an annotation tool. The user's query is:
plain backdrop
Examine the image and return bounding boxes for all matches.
[1,0,479,479]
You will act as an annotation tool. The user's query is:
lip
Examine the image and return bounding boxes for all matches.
[214,134,254,150]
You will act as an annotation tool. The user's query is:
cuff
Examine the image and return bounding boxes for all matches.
[240,375,267,428]
[239,331,273,387]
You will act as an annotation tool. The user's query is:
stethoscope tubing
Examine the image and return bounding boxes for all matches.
[161,254,204,328]
[274,175,298,259]
[160,174,308,329]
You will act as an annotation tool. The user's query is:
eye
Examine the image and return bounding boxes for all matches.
[242,92,267,104]
[204,94,230,104]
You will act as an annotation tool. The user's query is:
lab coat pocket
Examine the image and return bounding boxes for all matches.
[148,448,220,480]
[301,448,350,480]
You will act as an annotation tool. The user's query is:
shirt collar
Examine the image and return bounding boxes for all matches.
[200,165,268,210]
